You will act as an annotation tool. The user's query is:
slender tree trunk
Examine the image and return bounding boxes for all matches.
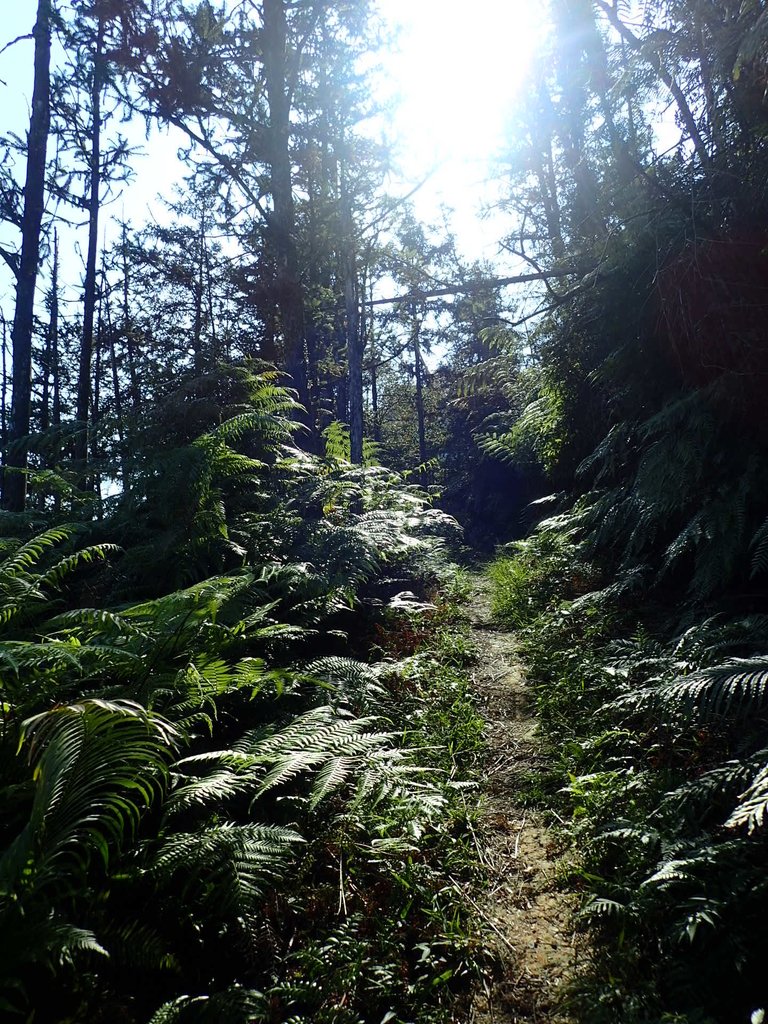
[333,311,347,425]
[121,223,141,409]
[1,315,8,451]
[192,216,205,374]
[366,276,380,442]
[695,16,721,156]
[341,165,363,464]
[4,0,52,512]
[91,291,103,515]
[205,240,217,364]
[109,324,124,430]
[50,250,61,514]
[595,0,711,169]
[533,82,566,259]
[412,317,427,472]
[345,261,362,463]
[75,12,106,478]
[51,298,61,429]
[106,297,129,494]
[263,0,308,408]
[40,230,58,434]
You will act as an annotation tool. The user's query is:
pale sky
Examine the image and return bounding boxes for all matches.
[0,0,542,293]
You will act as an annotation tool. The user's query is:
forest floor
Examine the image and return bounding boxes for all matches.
[466,574,579,1024]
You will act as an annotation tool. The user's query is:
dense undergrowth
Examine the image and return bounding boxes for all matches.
[491,524,768,1024]
[0,368,487,1024]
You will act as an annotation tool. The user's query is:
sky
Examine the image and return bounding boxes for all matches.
[379,0,542,259]
[0,0,543,303]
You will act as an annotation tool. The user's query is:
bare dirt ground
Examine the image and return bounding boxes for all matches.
[465,575,579,1024]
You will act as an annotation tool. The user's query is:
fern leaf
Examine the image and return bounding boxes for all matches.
[0,700,178,891]
[152,823,303,912]
[750,515,768,578]
[727,760,768,833]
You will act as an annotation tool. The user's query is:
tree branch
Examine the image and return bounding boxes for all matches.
[0,33,33,58]
[593,0,711,169]
[0,244,20,279]
[362,268,580,308]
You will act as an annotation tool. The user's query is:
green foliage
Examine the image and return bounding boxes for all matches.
[493,523,768,1024]
[323,420,380,467]
[488,525,593,627]
[0,380,483,1024]
[478,374,567,475]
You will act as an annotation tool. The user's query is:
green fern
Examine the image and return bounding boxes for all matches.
[249,706,395,806]
[750,514,768,578]
[1,699,178,892]
[661,659,768,721]
[152,822,303,913]
[147,987,268,1024]
[306,656,386,712]
[726,759,768,833]
[661,752,768,827]
[613,658,768,725]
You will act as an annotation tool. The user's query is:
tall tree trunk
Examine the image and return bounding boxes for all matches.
[51,291,61,430]
[205,239,217,365]
[121,223,141,409]
[595,0,711,169]
[106,296,129,493]
[262,0,307,409]
[40,229,58,434]
[341,165,363,464]
[1,314,8,451]
[50,242,61,514]
[532,82,566,258]
[412,317,427,472]
[369,351,379,442]
[4,0,52,512]
[345,257,362,463]
[333,310,347,425]
[192,215,205,374]
[367,279,380,443]
[91,289,103,515]
[75,12,106,476]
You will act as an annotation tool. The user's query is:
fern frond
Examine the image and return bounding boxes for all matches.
[578,896,630,923]
[152,822,302,913]
[0,700,178,891]
[614,658,768,724]
[147,986,267,1024]
[661,752,768,827]
[251,707,393,801]
[750,515,768,578]
[0,526,75,581]
[167,745,263,816]
[726,756,768,833]
[38,544,121,590]
[306,656,385,711]
[661,659,768,721]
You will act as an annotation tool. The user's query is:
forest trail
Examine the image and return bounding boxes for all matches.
[466,574,577,1024]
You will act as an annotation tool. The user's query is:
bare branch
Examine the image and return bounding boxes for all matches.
[362,268,580,308]
[0,33,33,59]
[0,243,20,280]
[593,0,711,169]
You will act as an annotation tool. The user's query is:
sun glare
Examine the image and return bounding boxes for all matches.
[383,0,542,177]
[377,1,543,258]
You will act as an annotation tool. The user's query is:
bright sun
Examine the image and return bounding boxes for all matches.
[380,0,543,255]
[383,0,542,174]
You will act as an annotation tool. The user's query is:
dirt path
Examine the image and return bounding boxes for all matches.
[466,574,578,1024]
